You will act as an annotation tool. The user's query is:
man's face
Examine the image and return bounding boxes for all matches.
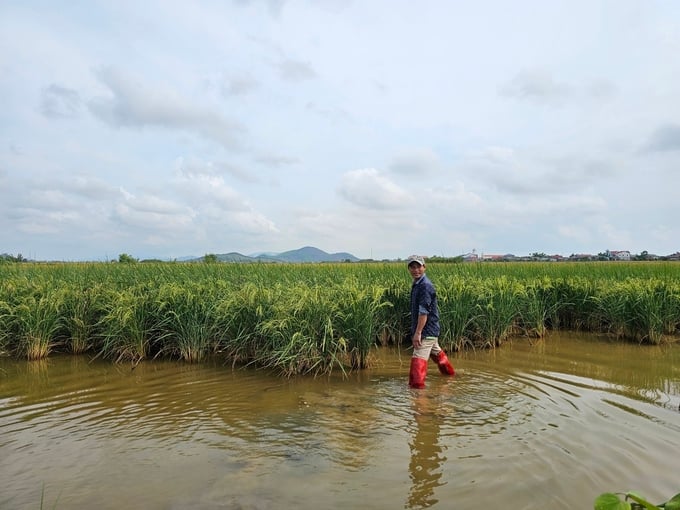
[408,262,425,280]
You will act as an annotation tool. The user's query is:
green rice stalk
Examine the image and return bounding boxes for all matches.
[625,279,674,344]
[256,285,344,377]
[0,299,15,355]
[376,278,408,346]
[1,261,680,371]
[552,277,597,331]
[471,277,522,348]
[14,291,64,360]
[98,286,167,363]
[592,282,629,339]
[156,283,222,363]
[437,275,479,351]
[519,278,563,339]
[61,285,105,354]
[217,283,279,365]
[335,282,389,369]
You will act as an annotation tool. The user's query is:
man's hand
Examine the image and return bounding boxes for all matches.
[412,332,422,349]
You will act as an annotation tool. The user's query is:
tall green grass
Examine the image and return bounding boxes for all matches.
[3,277,65,360]
[98,285,165,363]
[436,275,479,351]
[0,261,678,374]
[155,283,225,363]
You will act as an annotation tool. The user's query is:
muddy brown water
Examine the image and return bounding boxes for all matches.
[1,333,679,510]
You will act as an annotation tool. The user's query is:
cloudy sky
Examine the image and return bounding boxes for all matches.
[2,1,680,261]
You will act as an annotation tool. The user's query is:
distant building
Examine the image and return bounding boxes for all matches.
[569,253,596,261]
[607,250,631,261]
[481,254,505,261]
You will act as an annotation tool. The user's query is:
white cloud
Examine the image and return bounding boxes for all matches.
[221,74,260,96]
[650,225,678,248]
[646,123,680,152]
[389,148,442,175]
[557,224,593,244]
[113,201,195,231]
[40,84,81,118]
[430,183,483,212]
[501,69,572,105]
[173,172,278,234]
[467,146,619,196]
[62,176,120,200]
[88,67,244,149]
[338,168,413,210]
[278,58,316,82]
[175,156,259,183]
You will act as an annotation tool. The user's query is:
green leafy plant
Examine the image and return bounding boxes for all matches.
[595,491,680,510]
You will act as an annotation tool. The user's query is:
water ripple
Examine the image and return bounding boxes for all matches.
[1,341,679,510]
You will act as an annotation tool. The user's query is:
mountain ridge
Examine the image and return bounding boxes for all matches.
[198,246,360,263]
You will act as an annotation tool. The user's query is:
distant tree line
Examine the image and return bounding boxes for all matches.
[0,253,26,263]
[2,250,679,264]
[425,255,465,263]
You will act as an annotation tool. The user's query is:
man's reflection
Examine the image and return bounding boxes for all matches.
[406,392,446,509]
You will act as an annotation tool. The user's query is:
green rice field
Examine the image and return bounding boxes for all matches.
[1,261,679,376]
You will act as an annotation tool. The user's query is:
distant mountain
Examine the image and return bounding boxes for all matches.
[272,246,359,263]
[214,252,258,262]
[194,246,360,263]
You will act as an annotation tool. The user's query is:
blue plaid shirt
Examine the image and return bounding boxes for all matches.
[410,274,440,337]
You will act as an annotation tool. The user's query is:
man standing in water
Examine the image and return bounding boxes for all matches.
[407,255,455,388]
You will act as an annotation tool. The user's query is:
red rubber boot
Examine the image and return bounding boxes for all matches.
[409,357,428,389]
[431,351,455,376]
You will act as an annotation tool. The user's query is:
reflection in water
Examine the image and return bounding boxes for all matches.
[407,392,446,509]
[1,334,679,510]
